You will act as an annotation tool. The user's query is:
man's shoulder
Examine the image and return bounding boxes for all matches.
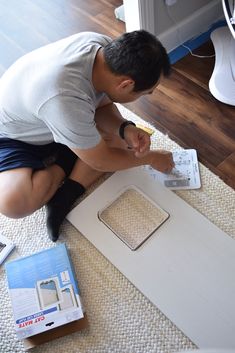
[66,31,112,47]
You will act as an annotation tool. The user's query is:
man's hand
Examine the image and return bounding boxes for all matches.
[124,125,151,157]
[150,150,175,173]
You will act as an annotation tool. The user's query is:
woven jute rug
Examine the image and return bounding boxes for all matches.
[0,104,234,353]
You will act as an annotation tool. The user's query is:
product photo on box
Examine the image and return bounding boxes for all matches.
[5,244,84,340]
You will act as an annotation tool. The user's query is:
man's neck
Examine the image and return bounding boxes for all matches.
[92,48,111,93]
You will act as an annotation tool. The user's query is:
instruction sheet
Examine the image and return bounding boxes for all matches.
[142,149,201,190]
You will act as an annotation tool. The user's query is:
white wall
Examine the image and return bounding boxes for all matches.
[123,0,224,52]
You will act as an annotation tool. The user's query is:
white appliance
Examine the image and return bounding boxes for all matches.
[209,0,235,105]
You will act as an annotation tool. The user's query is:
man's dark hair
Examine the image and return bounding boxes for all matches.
[103,30,170,92]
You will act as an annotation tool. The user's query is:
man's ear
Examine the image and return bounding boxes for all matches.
[117,78,135,91]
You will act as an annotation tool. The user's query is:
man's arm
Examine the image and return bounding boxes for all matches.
[71,139,174,173]
[95,96,125,135]
[95,99,151,156]
[70,96,174,173]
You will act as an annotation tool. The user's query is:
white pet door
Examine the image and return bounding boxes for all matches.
[98,186,169,250]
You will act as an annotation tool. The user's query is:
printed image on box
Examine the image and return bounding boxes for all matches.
[37,277,62,309]
[59,285,78,310]
[5,244,84,339]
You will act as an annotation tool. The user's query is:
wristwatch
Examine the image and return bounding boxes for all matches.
[119,120,136,139]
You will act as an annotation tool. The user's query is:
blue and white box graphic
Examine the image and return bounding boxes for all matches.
[5,244,84,339]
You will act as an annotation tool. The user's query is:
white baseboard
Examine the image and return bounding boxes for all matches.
[124,0,223,53]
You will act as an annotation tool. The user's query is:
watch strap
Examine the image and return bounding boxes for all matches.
[119,121,136,139]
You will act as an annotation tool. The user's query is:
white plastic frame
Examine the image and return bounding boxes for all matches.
[98,185,169,250]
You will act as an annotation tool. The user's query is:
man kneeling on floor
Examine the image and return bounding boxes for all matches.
[0,30,174,242]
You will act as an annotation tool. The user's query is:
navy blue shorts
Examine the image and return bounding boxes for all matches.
[0,138,75,173]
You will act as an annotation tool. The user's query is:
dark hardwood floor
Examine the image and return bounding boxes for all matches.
[0,0,234,189]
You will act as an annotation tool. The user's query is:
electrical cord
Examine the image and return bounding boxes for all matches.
[181,44,215,58]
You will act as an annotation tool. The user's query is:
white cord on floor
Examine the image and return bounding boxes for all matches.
[181,44,215,58]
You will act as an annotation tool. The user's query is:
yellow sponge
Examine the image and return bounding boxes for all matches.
[136,124,155,136]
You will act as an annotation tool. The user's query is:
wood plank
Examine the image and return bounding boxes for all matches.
[69,3,124,38]
[0,3,49,53]
[61,0,114,17]
[0,32,25,70]
[0,64,6,77]
[94,9,125,37]
[173,41,215,90]
[1,0,84,42]
[217,152,235,189]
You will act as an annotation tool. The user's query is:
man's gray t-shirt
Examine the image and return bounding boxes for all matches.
[0,32,112,148]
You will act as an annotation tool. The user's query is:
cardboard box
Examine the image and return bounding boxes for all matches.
[23,314,89,350]
[5,244,84,340]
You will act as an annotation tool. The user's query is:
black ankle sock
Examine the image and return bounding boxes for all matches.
[46,178,85,242]
[55,145,77,177]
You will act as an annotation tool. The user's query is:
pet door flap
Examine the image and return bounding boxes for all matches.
[98,186,169,250]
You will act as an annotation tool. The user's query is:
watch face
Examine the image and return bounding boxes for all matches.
[98,186,169,250]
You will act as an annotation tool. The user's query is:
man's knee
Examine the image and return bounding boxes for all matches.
[0,168,35,218]
[0,189,32,218]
